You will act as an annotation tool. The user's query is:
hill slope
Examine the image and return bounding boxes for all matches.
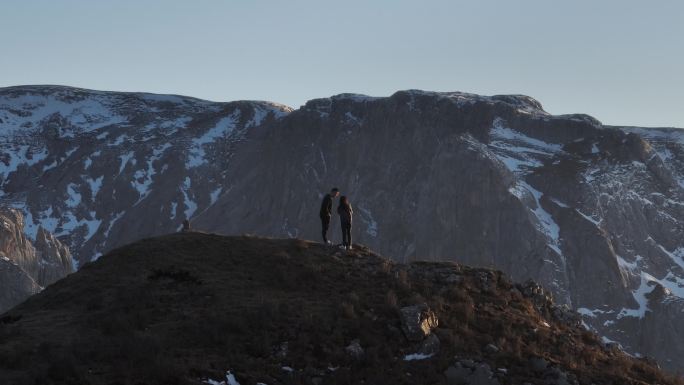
[0,233,679,385]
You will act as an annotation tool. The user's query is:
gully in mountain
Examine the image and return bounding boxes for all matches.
[338,195,353,251]
[319,187,340,244]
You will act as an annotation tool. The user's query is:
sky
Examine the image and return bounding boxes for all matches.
[1,0,682,127]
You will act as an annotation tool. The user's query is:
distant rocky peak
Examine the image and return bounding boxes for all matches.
[35,225,73,271]
[0,208,70,312]
[0,208,73,308]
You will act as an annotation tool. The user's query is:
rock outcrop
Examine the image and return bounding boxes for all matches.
[399,303,439,341]
[0,208,72,312]
[34,226,73,286]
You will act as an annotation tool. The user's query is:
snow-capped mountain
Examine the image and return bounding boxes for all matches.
[196,90,684,371]
[0,85,291,265]
[1,85,683,371]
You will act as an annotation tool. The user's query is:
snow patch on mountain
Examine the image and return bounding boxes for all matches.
[110,134,128,146]
[576,209,602,226]
[247,107,267,128]
[487,118,564,256]
[618,272,656,319]
[616,252,684,319]
[132,143,171,204]
[658,244,684,272]
[187,112,240,168]
[22,207,57,240]
[144,116,192,135]
[42,159,58,172]
[591,143,600,154]
[344,111,361,125]
[616,255,642,275]
[577,307,612,318]
[0,145,48,185]
[86,176,104,200]
[358,206,378,237]
[65,183,82,208]
[83,150,101,170]
[57,211,101,242]
[170,202,178,220]
[104,212,124,238]
[520,181,562,256]
[620,127,684,146]
[0,92,127,137]
[204,371,241,385]
[491,118,562,153]
[118,151,136,174]
[489,117,562,175]
[209,187,223,206]
[181,177,198,219]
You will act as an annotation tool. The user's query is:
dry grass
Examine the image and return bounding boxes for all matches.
[0,232,680,385]
[385,290,398,308]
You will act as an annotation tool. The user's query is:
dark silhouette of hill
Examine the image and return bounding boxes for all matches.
[0,232,680,385]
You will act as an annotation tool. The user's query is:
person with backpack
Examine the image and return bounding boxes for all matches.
[337,196,353,250]
[319,188,340,244]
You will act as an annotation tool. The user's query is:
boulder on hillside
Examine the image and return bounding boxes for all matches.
[399,303,439,342]
[444,361,500,385]
[418,333,441,356]
[345,339,364,359]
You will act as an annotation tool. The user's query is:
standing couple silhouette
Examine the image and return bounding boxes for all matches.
[319,188,353,250]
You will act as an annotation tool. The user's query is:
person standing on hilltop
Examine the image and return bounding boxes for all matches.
[337,196,353,251]
[320,188,340,244]
[181,219,191,232]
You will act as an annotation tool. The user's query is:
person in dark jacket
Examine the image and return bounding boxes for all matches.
[337,196,353,250]
[181,219,191,232]
[320,188,339,244]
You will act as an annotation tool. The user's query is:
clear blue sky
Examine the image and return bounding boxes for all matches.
[1,0,682,127]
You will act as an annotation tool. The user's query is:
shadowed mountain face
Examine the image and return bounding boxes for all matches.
[1,85,683,370]
[0,233,679,385]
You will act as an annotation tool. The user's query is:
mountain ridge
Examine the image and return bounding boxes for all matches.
[5,84,684,130]
[1,84,683,371]
[0,84,295,110]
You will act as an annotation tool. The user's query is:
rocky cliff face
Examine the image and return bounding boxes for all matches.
[0,208,72,312]
[191,91,684,368]
[0,85,683,370]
